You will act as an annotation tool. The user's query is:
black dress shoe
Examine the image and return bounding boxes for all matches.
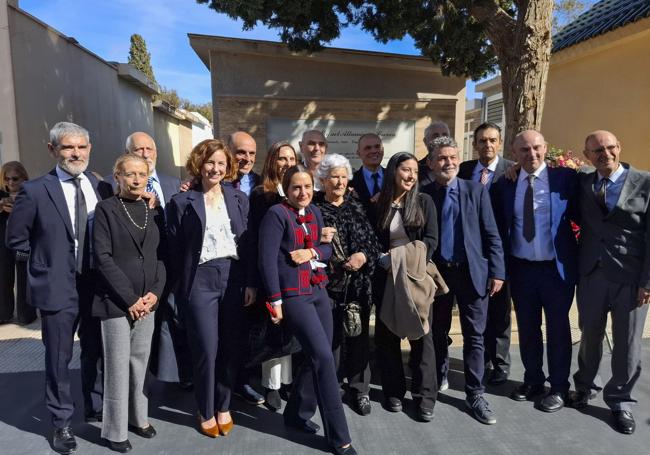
[85,410,103,422]
[612,410,635,435]
[488,369,509,386]
[265,388,282,412]
[52,427,77,454]
[128,424,157,438]
[510,383,545,401]
[103,438,133,453]
[417,407,434,422]
[539,391,565,412]
[355,395,372,416]
[285,418,320,434]
[568,390,590,410]
[384,397,402,412]
[331,444,358,455]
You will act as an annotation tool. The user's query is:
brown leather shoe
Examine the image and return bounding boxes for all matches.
[197,416,219,438]
[218,418,234,436]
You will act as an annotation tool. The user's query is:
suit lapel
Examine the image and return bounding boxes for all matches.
[222,184,241,237]
[111,201,145,255]
[607,165,638,219]
[43,170,74,239]
[353,169,371,203]
[458,179,471,242]
[189,189,207,237]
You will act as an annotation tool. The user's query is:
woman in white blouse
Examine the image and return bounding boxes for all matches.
[167,139,253,439]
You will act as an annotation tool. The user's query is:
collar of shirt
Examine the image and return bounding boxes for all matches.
[240,173,251,184]
[476,155,500,173]
[149,169,159,183]
[56,165,89,184]
[518,161,548,184]
[362,166,383,180]
[277,183,285,197]
[598,163,625,184]
[435,176,459,191]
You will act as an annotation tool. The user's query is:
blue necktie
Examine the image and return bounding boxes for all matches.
[440,186,456,262]
[146,176,159,200]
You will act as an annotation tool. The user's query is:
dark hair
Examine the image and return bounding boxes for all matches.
[261,141,297,193]
[376,152,424,231]
[281,164,314,197]
[185,139,238,182]
[473,122,502,142]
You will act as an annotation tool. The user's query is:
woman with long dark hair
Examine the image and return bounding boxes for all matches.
[313,153,381,416]
[0,161,34,324]
[258,165,357,455]
[372,152,439,422]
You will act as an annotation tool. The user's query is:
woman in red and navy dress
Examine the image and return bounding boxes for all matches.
[258,165,356,455]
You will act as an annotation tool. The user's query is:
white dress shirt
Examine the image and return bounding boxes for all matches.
[56,166,99,260]
[511,162,555,261]
[148,169,166,208]
[199,193,238,264]
[471,155,500,187]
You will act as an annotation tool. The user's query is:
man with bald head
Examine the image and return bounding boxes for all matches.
[570,130,650,434]
[491,130,579,413]
[228,131,259,196]
[300,130,327,191]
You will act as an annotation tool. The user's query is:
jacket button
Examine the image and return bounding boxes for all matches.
[138,256,144,260]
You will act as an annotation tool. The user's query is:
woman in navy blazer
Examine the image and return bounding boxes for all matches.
[258,165,356,455]
[167,139,251,438]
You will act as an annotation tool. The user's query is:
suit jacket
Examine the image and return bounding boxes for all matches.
[104,171,181,206]
[166,183,249,302]
[458,156,515,190]
[258,202,332,302]
[5,169,113,311]
[92,196,166,319]
[351,167,384,210]
[491,166,579,286]
[421,179,505,296]
[578,163,650,288]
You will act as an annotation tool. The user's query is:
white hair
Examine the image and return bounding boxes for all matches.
[428,136,458,159]
[317,153,352,180]
[49,122,89,147]
[125,132,156,152]
[424,121,450,138]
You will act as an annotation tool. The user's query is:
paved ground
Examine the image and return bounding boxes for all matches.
[1,314,649,455]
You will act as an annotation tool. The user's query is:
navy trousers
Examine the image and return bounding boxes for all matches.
[184,258,245,419]
[432,263,488,397]
[41,274,103,428]
[484,282,512,375]
[509,257,574,393]
[283,287,351,448]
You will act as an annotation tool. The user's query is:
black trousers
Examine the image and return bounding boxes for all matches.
[432,263,488,397]
[332,301,371,398]
[41,274,103,428]
[184,258,245,418]
[283,287,351,448]
[484,282,512,375]
[0,248,35,323]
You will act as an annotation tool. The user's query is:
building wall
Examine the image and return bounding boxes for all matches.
[0,0,20,164]
[153,108,192,180]
[542,24,650,169]
[7,6,154,177]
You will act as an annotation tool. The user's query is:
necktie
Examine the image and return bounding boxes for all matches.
[71,177,87,273]
[440,186,455,261]
[146,176,159,200]
[480,167,490,186]
[595,178,609,213]
[523,174,535,242]
[371,172,380,196]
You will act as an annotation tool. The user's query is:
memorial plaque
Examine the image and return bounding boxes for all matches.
[267,118,415,170]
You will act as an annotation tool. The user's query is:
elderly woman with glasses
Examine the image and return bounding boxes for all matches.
[312,153,381,416]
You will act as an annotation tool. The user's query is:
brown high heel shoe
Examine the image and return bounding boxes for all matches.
[196,415,219,438]
[217,415,234,436]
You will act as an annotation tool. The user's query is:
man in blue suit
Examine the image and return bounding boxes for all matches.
[421,136,505,425]
[491,130,579,413]
[6,122,112,454]
[228,131,260,197]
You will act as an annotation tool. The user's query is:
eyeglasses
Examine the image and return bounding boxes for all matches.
[4,176,22,182]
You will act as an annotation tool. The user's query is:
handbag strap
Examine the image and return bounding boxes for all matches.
[341,272,351,306]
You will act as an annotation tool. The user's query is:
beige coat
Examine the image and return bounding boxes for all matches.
[379,240,448,340]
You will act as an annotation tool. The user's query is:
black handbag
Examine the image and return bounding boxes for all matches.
[341,273,362,338]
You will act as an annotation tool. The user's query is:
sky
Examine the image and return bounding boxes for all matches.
[20,0,482,105]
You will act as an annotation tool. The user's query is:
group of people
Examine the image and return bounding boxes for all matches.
[2,118,648,455]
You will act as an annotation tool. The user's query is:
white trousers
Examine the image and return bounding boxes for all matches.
[261,355,293,390]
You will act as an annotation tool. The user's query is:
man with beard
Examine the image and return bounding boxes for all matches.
[7,122,112,454]
[421,136,504,425]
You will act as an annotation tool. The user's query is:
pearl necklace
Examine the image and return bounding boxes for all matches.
[119,197,148,230]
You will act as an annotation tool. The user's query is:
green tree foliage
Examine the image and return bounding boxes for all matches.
[128,34,158,87]
[158,86,213,124]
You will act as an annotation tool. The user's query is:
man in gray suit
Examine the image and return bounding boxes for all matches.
[571,130,650,435]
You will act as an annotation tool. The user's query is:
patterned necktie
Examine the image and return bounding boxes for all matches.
[596,178,609,213]
[440,186,456,261]
[371,172,380,196]
[146,176,159,200]
[480,167,490,186]
[71,177,87,273]
[523,174,535,242]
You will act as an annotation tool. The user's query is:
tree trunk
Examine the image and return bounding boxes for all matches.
[470,0,554,157]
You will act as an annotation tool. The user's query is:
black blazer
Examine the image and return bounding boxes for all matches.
[375,193,439,261]
[92,196,166,319]
[166,183,250,302]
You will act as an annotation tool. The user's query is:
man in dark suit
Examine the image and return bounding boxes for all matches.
[228,131,260,197]
[418,121,450,177]
[571,130,650,435]
[350,133,384,214]
[491,130,579,414]
[6,122,112,454]
[458,122,515,386]
[421,136,505,425]
[300,130,328,191]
